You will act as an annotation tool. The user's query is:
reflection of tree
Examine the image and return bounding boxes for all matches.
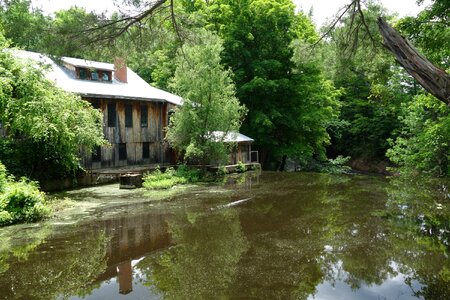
[137,208,248,298]
[384,176,450,299]
[0,225,50,275]
[323,175,395,289]
[229,172,335,299]
[0,225,108,300]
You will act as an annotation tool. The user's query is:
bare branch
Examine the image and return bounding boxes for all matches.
[313,0,357,46]
[356,0,376,48]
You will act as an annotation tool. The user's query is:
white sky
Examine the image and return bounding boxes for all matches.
[31,0,431,27]
[295,0,432,27]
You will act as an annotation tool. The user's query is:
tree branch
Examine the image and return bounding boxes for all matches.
[378,17,450,104]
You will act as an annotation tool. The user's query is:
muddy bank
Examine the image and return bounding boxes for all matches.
[348,157,394,175]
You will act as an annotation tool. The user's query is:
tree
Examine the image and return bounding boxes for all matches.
[0,0,49,51]
[185,0,340,169]
[317,0,449,104]
[322,3,408,162]
[165,30,246,166]
[378,17,450,104]
[0,32,106,179]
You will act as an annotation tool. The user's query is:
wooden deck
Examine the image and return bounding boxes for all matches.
[87,163,172,175]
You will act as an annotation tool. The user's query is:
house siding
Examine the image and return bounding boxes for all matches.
[82,98,173,170]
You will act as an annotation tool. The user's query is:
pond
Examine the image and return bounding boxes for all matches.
[0,171,449,299]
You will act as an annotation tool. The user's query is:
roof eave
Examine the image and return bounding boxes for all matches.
[78,93,167,103]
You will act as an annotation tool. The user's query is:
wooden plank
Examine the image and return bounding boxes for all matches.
[127,143,136,165]
[133,103,140,143]
[117,101,125,143]
[135,142,143,164]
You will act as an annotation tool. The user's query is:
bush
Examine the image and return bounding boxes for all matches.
[217,165,229,176]
[175,165,201,182]
[296,155,351,174]
[0,179,50,226]
[236,161,246,173]
[0,161,49,226]
[143,165,203,190]
[0,162,7,192]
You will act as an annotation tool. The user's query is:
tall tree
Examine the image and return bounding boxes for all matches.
[323,3,408,162]
[184,0,340,169]
[166,30,246,166]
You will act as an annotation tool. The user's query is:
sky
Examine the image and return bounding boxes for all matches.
[31,0,431,27]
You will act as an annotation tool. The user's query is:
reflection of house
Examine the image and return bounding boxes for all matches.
[15,51,182,170]
[210,131,257,164]
[94,208,172,295]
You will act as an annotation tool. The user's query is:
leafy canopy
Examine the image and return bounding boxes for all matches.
[0,31,106,179]
[166,30,246,165]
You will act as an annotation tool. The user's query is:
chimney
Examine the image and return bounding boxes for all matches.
[114,57,127,83]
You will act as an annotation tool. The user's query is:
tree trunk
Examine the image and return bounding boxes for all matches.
[377,17,450,104]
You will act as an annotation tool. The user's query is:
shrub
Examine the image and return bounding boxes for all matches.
[236,161,246,173]
[0,162,7,192]
[175,165,201,182]
[217,165,229,176]
[0,178,50,226]
[143,165,202,190]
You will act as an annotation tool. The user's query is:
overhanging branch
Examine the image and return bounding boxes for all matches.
[378,17,450,104]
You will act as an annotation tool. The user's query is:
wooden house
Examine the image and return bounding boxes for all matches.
[210,131,256,165]
[16,51,182,170]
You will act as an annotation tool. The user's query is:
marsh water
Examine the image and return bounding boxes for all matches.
[0,172,449,300]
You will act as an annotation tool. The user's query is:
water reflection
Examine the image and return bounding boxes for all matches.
[0,171,449,300]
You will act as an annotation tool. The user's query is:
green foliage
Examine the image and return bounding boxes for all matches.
[143,166,201,190]
[236,161,246,173]
[166,29,246,165]
[0,32,105,179]
[387,94,450,176]
[175,164,201,182]
[297,155,351,174]
[0,161,50,226]
[217,165,229,176]
[0,0,49,51]
[0,161,7,192]
[396,0,449,69]
[322,4,410,162]
[190,0,340,166]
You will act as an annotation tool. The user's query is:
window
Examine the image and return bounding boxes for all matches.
[91,71,99,81]
[119,143,127,161]
[92,146,101,162]
[91,100,100,110]
[141,105,148,127]
[168,109,175,127]
[108,103,116,127]
[79,68,88,80]
[102,72,111,81]
[125,104,133,128]
[142,142,150,159]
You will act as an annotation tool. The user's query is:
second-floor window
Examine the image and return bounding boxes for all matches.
[108,103,116,127]
[76,67,112,82]
[141,105,148,128]
[125,104,133,128]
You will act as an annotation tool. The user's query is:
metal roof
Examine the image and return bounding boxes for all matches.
[61,56,115,71]
[14,50,183,106]
[210,131,254,143]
